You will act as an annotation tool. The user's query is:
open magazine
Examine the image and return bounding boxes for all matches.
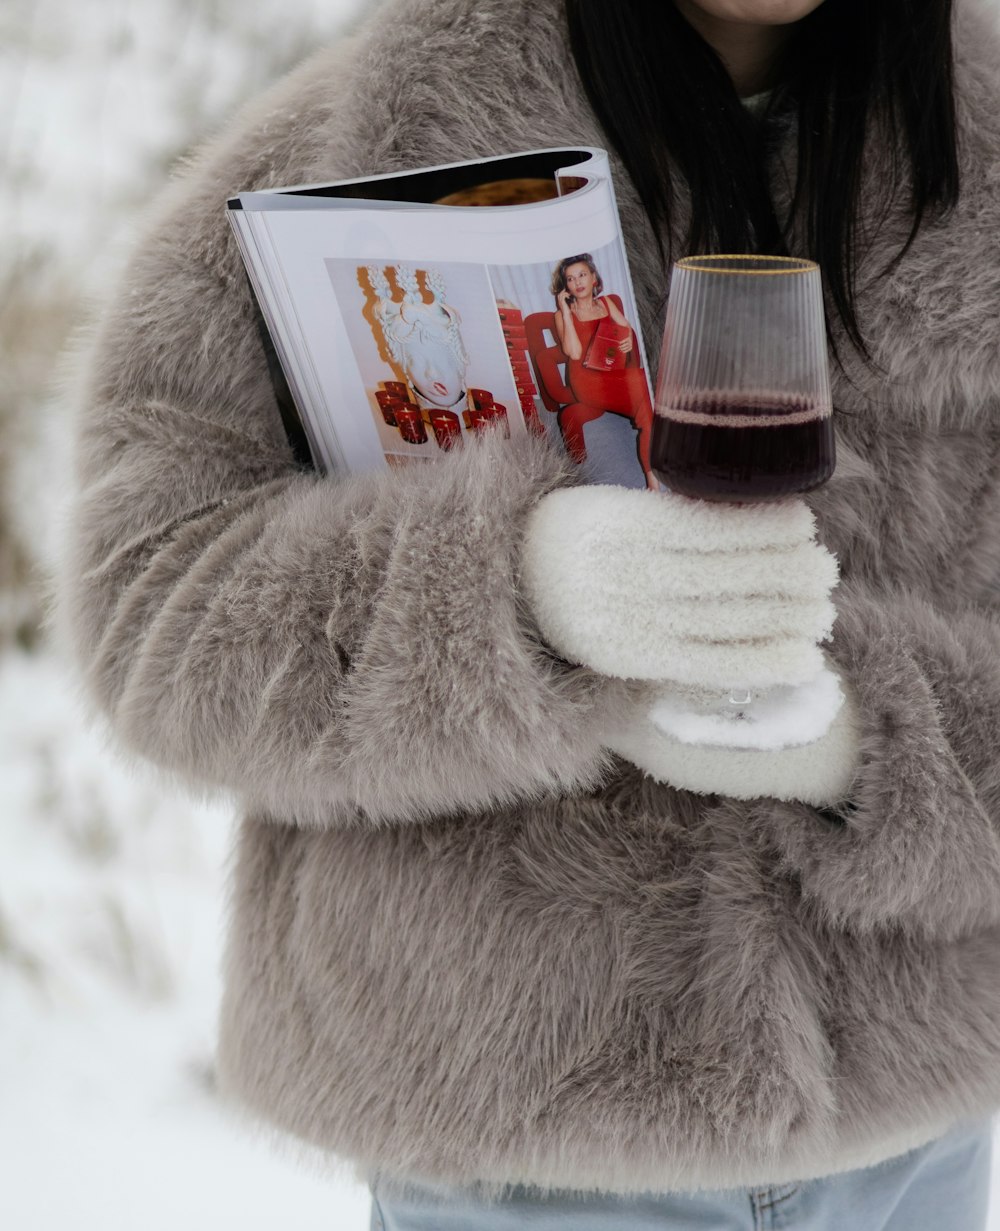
[227,147,656,490]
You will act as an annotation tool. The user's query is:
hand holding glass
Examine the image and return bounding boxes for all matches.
[650,255,838,748]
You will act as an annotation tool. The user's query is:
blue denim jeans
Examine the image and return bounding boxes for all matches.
[369,1118,993,1230]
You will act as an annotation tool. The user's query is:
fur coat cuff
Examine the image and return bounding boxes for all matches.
[603,662,861,806]
[756,580,1000,939]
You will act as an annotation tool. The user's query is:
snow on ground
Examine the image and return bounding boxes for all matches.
[0,652,373,1230]
[2,1,374,1226]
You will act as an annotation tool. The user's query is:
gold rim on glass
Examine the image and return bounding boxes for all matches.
[676,255,818,276]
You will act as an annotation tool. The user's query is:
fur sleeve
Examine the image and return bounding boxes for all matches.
[58,44,627,829]
[756,579,1000,940]
[64,420,624,827]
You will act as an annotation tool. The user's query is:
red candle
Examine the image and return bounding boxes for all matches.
[430,410,462,451]
[394,403,428,445]
[465,407,491,435]
[484,402,510,437]
[375,390,402,426]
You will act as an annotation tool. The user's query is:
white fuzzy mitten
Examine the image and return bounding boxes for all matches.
[604,673,861,804]
[520,484,859,803]
[522,485,839,686]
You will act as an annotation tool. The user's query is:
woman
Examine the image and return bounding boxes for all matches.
[550,254,658,490]
[60,0,1000,1229]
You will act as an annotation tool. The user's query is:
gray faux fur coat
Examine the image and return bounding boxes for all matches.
[62,0,1000,1199]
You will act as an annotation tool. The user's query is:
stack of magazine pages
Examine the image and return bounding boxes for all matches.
[228,147,656,490]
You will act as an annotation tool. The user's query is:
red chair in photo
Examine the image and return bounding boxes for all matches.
[523,294,643,464]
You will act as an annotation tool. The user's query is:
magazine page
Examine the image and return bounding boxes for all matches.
[229,148,656,489]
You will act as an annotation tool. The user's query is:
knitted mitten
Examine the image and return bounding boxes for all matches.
[521,484,859,803]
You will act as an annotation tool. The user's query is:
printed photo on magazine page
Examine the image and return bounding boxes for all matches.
[489,242,655,490]
[227,147,655,484]
[324,259,535,466]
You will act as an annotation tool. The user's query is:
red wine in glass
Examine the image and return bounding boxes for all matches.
[651,394,835,501]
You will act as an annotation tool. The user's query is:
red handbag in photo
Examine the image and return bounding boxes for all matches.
[582,316,630,372]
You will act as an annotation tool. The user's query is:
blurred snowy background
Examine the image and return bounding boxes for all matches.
[1,1,374,1227]
[4,1,1000,1229]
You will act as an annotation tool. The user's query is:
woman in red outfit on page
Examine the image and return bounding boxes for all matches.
[551,254,658,489]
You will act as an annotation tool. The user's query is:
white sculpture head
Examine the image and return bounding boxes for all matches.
[365,265,470,409]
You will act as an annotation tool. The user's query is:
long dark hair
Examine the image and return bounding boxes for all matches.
[565,0,960,355]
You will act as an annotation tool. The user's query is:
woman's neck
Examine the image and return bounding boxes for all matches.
[673,1,793,96]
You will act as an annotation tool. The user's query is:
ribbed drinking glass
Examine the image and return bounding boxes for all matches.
[652,254,834,500]
[650,254,837,746]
